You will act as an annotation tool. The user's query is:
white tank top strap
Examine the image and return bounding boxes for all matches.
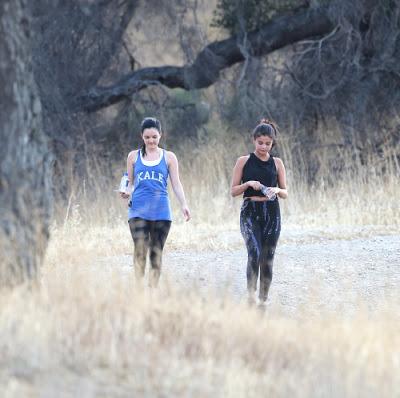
[133,150,139,165]
[164,149,169,167]
[140,148,163,166]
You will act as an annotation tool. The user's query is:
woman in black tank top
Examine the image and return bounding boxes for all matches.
[231,119,288,308]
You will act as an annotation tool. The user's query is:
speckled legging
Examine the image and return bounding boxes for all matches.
[128,218,171,287]
[240,199,281,301]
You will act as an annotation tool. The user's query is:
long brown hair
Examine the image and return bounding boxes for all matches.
[140,117,162,156]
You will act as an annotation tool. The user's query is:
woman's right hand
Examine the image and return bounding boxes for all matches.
[120,192,130,199]
[246,180,262,190]
[182,205,191,222]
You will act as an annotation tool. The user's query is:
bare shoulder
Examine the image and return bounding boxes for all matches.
[127,149,139,161]
[165,150,178,166]
[235,155,250,167]
[166,150,177,159]
[128,149,138,157]
[273,157,285,170]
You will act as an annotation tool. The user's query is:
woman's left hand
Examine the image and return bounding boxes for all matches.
[182,206,191,222]
[267,187,281,195]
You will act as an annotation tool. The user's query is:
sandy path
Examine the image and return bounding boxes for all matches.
[102,230,400,316]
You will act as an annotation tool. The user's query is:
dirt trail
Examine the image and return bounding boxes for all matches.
[99,229,400,316]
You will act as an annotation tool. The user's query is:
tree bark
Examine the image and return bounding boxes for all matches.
[0,1,52,285]
[81,5,333,112]
[30,1,138,189]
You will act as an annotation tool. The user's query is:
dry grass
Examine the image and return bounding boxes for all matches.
[53,132,399,250]
[1,136,399,397]
[1,267,399,397]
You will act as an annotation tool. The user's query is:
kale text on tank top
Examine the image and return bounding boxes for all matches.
[128,149,172,221]
[242,153,278,198]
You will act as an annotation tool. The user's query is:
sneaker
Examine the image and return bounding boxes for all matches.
[247,293,257,306]
[257,298,270,312]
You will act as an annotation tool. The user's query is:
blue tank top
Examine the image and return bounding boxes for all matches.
[128,149,172,221]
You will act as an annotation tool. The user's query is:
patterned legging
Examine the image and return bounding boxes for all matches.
[240,199,281,301]
[128,218,171,287]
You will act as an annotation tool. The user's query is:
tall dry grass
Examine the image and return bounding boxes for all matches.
[1,131,399,396]
[52,129,399,252]
[1,266,399,397]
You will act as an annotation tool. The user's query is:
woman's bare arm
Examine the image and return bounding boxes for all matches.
[168,151,191,221]
[120,150,137,199]
[272,157,288,199]
[230,155,262,197]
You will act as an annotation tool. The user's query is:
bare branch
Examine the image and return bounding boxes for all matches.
[80,5,333,112]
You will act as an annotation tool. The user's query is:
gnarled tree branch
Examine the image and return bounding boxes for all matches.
[80,6,333,112]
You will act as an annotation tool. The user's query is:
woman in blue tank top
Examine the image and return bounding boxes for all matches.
[121,117,191,288]
[231,118,288,308]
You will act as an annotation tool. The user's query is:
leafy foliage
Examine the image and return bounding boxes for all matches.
[211,0,308,34]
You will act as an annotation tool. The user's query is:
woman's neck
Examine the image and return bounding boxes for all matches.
[146,147,159,154]
[144,147,161,160]
[253,151,270,161]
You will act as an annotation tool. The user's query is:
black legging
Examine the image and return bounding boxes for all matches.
[128,218,171,287]
[240,199,281,301]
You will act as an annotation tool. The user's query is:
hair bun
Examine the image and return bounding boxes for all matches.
[259,118,273,125]
[257,118,278,136]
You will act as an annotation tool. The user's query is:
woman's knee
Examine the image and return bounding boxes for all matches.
[260,246,275,276]
[247,250,260,267]
[149,246,163,268]
[260,262,273,279]
[134,238,148,258]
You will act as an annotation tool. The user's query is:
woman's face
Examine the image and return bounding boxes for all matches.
[253,134,273,155]
[142,128,161,149]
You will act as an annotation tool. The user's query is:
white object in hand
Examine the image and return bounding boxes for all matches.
[117,172,130,193]
[260,185,276,201]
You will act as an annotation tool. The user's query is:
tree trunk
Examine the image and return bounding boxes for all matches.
[0,1,52,285]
